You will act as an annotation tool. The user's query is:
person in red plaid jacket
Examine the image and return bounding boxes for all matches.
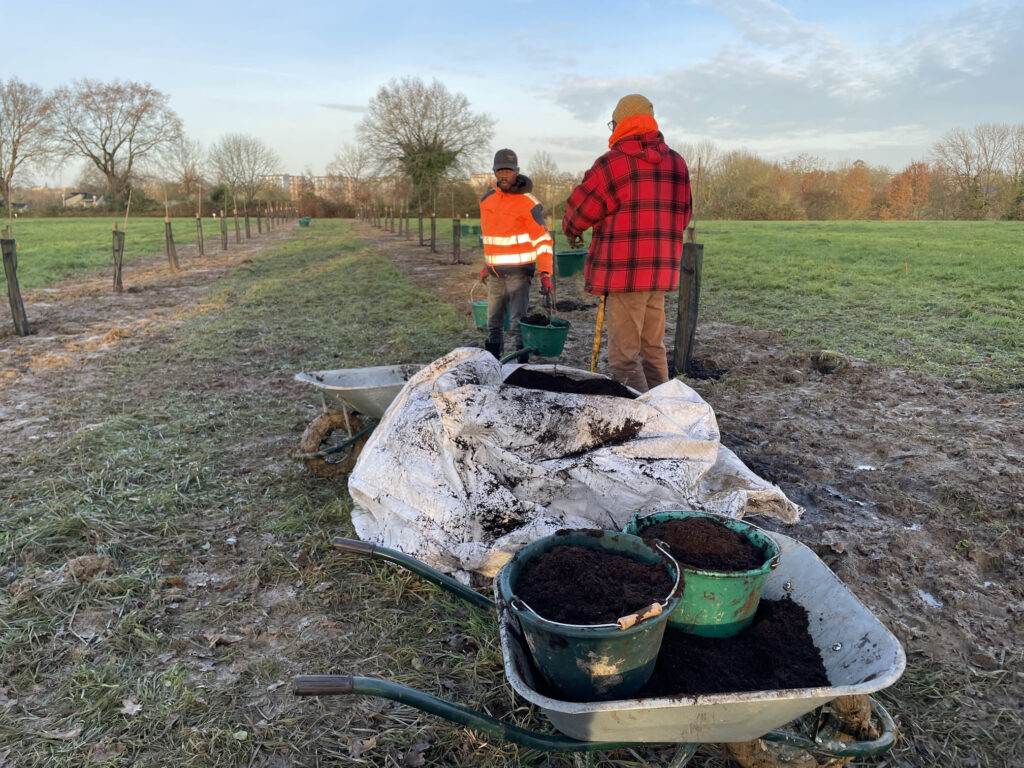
[562,94,691,392]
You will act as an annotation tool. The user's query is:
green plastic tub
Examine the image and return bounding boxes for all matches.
[555,249,587,277]
[519,317,570,357]
[496,529,680,702]
[624,511,780,638]
[470,301,510,330]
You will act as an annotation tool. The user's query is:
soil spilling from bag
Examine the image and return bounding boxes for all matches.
[505,368,637,399]
[640,516,768,571]
[639,597,830,696]
[512,538,673,625]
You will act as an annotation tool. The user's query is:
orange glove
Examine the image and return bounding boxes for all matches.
[478,267,490,283]
[540,273,554,296]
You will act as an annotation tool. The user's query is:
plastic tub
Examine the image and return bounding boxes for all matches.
[625,511,779,637]
[496,530,680,701]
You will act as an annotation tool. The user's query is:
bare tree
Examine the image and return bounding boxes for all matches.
[326,142,372,205]
[51,79,182,201]
[208,133,281,209]
[359,77,494,210]
[160,135,207,200]
[0,77,55,220]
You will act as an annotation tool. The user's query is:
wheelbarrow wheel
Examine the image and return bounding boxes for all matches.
[298,410,367,478]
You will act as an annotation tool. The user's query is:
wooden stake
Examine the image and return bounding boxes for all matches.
[2,227,31,335]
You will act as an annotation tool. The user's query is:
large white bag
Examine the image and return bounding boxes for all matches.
[349,348,800,581]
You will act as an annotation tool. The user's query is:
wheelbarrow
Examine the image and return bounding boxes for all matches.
[293,363,422,477]
[293,529,905,766]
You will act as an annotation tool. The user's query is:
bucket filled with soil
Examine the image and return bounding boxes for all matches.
[496,529,681,702]
[626,511,780,638]
[518,314,571,357]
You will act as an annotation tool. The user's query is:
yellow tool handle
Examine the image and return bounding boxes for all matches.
[591,295,606,372]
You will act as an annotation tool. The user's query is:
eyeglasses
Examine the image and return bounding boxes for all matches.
[607,120,617,131]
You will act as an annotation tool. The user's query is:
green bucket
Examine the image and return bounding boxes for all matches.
[497,529,680,702]
[519,317,570,357]
[470,301,510,330]
[624,511,780,638]
[555,249,587,277]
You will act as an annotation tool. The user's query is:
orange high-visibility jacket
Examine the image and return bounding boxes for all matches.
[479,183,553,275]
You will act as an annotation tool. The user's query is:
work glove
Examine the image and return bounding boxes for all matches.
[567,233,585,249]
[478,267,490,283]
[539,273,554,296]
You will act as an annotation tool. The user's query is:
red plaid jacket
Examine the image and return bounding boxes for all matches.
[563,131,691,294]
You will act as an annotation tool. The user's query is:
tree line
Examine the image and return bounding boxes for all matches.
[0,77,290,219]
[4,74,1022,222]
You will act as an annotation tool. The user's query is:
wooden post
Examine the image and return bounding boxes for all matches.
[233,207,241,243]
[418,212,424,245]
[452,218,461,264]
[112,222,126,292]
[670,227,703,379]
[256,208,262,234]
[220,210,228,250]
[195,216,204,258]
[430,214,437,253]
[164,218,180,271]
[244,211,251,239]
[266,204,272,232]
[2,228,31,336]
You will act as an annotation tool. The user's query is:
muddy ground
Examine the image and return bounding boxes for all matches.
[2,219,1021,764]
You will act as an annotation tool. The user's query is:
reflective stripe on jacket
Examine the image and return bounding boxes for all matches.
[479,180,553,275]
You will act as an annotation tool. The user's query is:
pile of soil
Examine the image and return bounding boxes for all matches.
[513,537,673,624]
[505,368,637,399]
[640,597,830,696]
[640,516,768,571]
[521,313,550,326]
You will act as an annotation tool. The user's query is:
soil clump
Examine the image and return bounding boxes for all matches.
[505,367,637,399]
[639,597,830,697]
[641,516,768,571]
[521,313,550,326]
[512,537,673,624]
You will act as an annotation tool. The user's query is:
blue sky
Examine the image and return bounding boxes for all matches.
[6,0,1023,182]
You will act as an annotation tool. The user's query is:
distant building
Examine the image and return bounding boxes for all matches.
[62,192,104,208]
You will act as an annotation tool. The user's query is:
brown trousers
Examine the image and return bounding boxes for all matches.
[605,291,669,392]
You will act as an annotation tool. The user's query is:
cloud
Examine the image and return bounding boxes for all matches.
[319,103,366,113]
[552,1,1024,164]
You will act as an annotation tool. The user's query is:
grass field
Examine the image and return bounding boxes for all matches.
[1,220,1018,766]
[691,220,1024,389]
[0,216,257,290]
[4,217,1021,388]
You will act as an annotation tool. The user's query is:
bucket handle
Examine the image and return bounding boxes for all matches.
[470,280,483,303]
[510,542,681,631]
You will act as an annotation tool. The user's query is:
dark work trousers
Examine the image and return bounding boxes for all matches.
[486,271,532,360]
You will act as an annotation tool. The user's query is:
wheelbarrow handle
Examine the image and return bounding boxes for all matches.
[292,674,694,754]
[331,536,495,611]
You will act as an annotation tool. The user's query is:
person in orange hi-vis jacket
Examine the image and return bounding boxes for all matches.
[478,148,554,362]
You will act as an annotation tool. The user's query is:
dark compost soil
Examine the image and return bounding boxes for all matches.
[639,597,830,697]
[521,313,551,326]
[641,516,768,571]
[512,540,674,624]
[504,367,637,399]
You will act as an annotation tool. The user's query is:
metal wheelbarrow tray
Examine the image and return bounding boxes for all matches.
[497,530,905,744]
[294,363,423,418]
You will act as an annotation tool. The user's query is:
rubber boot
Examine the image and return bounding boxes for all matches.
[485,340,502,360]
